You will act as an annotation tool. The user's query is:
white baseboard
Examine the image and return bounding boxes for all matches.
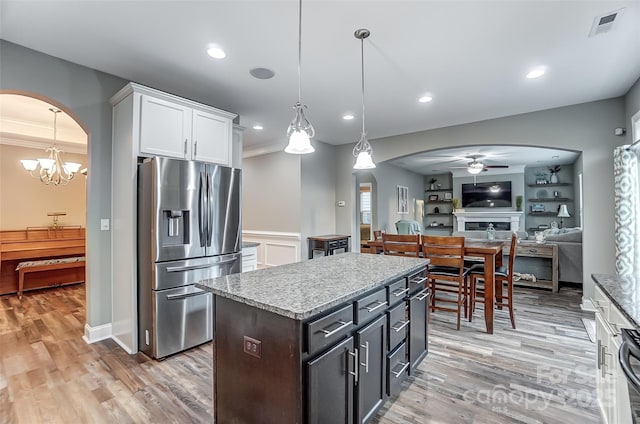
[111,335,136,354]
[580,297,596,313]
[82,322,112,344]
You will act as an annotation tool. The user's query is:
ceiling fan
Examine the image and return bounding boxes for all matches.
[451,155,509,174]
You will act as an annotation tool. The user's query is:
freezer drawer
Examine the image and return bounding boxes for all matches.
[142,285,213,359]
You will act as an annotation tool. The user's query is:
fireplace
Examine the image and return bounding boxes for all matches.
[452,211,524,232]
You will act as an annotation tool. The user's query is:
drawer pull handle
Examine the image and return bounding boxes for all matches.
[194,141,198,157]
[392,320,410,332]
[184,139,188,155]
[348,348,359,384]
[414,291,429,301]
[360,341,370,373]
[392,361,410,378]
[365,300,388,313]
[411,277,427,285]
[392,287,409,297]
[320,320,352,338]
[528,249,537,253]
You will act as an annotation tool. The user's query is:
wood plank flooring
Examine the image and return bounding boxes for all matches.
[0,284,600,423]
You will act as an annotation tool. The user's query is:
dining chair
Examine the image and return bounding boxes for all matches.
[421,236,468,330]
[382,233,421,257]
[467,232,518,329]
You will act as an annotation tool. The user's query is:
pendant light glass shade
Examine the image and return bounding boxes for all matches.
[285,102,315,154]
[285,0,314,155]
[352,29,375,170]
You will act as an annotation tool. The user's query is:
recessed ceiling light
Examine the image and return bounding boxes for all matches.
[418,96,433,103]
[207,47,226,59]
[249,67,275,79]
[526,68,545,79]
[343,114,355,120]
[253,125,264,130]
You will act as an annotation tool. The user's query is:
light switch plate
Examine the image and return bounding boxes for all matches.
[338,200,346,207]
[100,219,110,231]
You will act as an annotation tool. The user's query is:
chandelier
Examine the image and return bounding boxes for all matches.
[20,108,81,186]
[352,29,375,169]
[284,0,315,154]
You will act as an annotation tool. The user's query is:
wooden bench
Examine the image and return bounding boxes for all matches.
[16,256,85,299]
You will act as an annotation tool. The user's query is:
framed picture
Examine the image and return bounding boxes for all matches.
[444,192,452,200]
[397,186,408,214]
[428,194,438,201]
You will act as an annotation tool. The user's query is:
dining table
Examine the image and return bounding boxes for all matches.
[363,237,506,334]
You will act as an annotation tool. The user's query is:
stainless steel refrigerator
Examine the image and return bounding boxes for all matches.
[137,156,241,359]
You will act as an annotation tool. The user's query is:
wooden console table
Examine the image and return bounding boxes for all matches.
[307,235,350,259]
[512,242,558,292]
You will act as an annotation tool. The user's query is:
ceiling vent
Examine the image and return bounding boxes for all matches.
[589,8,624,37]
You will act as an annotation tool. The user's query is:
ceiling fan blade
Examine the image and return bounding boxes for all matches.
[484,165,509,168]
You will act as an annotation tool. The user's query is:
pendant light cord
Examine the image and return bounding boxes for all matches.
[297,0,302,104]
[360,36,365,136]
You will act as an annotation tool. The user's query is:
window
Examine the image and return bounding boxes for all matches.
[361,190,371,224]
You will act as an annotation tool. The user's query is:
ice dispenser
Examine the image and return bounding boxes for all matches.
[163,210,190,245]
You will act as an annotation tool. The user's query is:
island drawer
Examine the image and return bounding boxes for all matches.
[407,268,427,293]
[355,287,388,325]
[387,342,409,397]
[387,278,409,307]
[306,304,354,355]
[387,302,408,350]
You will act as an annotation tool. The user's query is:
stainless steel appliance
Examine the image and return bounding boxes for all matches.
[138,157,241,359]
[620,328,640,423]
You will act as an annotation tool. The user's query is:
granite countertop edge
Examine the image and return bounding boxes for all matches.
[196,254,428,321]
[592,273,640,329]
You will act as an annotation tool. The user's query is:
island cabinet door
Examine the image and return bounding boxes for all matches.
[307,336,355,424]
[356,315,387,424]
[408,288,429,374]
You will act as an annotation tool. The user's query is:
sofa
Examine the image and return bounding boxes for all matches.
[452,228,583,284]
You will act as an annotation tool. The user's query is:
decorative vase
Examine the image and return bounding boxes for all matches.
[429,184,435,190]
[550,173,558,184]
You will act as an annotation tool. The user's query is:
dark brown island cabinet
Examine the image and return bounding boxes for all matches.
[197,253,429,424]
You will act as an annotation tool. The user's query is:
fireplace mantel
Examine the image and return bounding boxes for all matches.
[452,211,523,232]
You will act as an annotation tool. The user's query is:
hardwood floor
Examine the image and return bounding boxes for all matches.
[0,284,600,423]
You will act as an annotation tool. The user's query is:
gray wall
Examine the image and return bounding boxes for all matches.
[300,141,337,259]
[242,151,301,233]
[336,98,626,303]
[0,40,127,328]
[625,76,640,143]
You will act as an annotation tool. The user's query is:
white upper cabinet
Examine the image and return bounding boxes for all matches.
[192,109,231,164]
[112,83,237,166]
[140,95,192,159]
[231,125,244,169]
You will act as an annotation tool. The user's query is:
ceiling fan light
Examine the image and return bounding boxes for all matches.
[467,164,483,174]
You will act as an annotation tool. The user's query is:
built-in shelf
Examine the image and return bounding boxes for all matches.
[427,200,453,204]
[527,183,572,187]
[528,198,573,202]
[425,225,453,230]
[426,213,452,216]
[424,189,453,193]
[527,212,558,217]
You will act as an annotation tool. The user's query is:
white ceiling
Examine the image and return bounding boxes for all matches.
[1,1,639,153]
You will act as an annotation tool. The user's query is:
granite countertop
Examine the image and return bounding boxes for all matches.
[242,241,260,248]
[196,252,428,320]
[592,273,640,328]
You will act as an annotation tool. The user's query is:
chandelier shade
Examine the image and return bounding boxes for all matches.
[21,108,82,186]
[352,28,375,170]
[284,0,315,155]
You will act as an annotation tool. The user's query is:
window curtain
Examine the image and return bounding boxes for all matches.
[614,145,640,277]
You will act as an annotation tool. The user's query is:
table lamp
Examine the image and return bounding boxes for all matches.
[557,204,570,228]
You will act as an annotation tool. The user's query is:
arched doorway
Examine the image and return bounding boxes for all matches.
[0,92,90,319]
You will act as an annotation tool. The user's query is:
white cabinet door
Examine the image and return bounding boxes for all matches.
[140,95,191,158]
[192,109,231,165]
[232,126,243,169]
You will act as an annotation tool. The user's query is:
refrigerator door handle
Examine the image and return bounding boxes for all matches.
[206,172,213,247]
[198,171,206,247]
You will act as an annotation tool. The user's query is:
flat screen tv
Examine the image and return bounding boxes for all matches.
[461,181,512,208]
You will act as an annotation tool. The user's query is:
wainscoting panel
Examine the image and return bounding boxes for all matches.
[242,230,301,268]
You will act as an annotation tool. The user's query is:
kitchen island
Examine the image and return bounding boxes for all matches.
[196,252,429,423]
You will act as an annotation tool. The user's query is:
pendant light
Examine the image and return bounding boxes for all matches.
[352,29,375,169]
[285,0,315,154]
